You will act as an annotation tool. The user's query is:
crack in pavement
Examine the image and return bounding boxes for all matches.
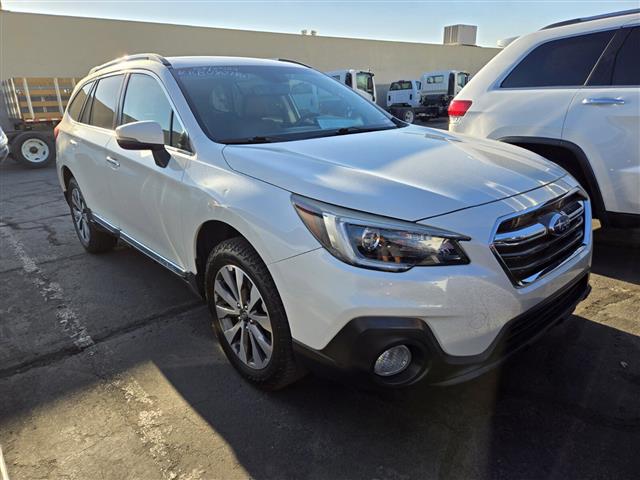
[0,300,203,379]
[0,189,62,201]
[0,213,70,228]
[0,252,87,275]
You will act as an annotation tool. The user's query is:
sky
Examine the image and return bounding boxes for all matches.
[2,0,638,47]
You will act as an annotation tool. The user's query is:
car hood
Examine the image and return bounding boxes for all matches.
[222,126,566,221]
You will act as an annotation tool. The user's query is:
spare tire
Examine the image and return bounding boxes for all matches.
[13,132,55,168]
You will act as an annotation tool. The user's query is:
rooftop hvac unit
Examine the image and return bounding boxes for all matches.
[443,25,477,46]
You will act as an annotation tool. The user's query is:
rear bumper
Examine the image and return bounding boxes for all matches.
[294,271,591,388]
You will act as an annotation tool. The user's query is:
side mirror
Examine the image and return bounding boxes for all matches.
[115,121,170,168]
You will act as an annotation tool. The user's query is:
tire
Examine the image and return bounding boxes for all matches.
[205,237,304,390]
[67,178,118,253]
[403,109,415,124]
[13,132,55,168]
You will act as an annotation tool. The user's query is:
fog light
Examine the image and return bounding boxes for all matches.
[373,345,412,377]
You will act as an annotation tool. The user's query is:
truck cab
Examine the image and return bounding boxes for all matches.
[420,70,470,115]
[386,80,422,108]
[325,69,376,103]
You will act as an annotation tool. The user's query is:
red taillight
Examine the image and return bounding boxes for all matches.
[448,100,472,117]
[53,124,60,140]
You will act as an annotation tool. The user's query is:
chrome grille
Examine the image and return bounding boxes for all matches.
[491,192,587,286]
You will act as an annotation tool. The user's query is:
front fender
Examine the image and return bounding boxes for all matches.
[181,157,320,274]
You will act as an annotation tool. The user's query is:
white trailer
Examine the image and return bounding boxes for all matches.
[325,69,376,103]
[1,76,78,168]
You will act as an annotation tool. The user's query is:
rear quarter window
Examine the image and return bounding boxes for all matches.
[501,30,614,88]
[612,27,640,86]
[88,75,124,129]
[67,82,93,122]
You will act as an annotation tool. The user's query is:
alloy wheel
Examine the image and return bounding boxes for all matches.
[70,187,90,244]
[213,264,273,369]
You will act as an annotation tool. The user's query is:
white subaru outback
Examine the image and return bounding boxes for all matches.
[56,54,592,389]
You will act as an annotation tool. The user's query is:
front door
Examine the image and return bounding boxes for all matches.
[106,73,194,270]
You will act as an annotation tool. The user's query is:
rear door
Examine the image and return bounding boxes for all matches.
[105,72,193,269]
[563,26,640,215]
[67,74,124,225]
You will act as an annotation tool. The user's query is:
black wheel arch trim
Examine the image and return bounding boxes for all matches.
[497,136,608,224]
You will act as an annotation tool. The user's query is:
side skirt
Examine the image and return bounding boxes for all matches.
[90,212,202,298]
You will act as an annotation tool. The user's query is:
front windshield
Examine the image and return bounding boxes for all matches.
[173,64,399,144]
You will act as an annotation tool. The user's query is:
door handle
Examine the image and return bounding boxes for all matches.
[582,97,625,105]
[69,139,78,146]
[105,156,120,168]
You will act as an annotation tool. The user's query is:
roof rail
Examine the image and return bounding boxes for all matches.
[89,53,171,74]
[276,58,313,69]
[542,8,639,30]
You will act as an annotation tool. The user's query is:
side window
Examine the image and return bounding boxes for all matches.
[88,75,124,129]
[67,82,93,121]
[345,72,352,87]
[502,30,614,88]
[79,85,95,124]
[121,74,191,152]
[416,81,422,90]
[612,27,640,86]
[171,114,190,151]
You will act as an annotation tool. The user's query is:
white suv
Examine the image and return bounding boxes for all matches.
[449,9,640,228]
[56,54,592,389]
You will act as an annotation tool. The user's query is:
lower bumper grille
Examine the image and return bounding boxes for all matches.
[492,191,588,286]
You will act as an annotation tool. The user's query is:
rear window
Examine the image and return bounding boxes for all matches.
[426,76,444,84]
[612,27,640,86]
[88,75,124,129]
[390,81,413,90]
[502,30,614,88]
[67,82,93,121]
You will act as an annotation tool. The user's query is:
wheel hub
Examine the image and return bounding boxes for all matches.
[21,138,50,163]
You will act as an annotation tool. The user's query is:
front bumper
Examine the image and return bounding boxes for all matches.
[294,271,591,387]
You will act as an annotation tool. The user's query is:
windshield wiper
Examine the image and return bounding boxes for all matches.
[333,125,396,136]
[220,136,275,145]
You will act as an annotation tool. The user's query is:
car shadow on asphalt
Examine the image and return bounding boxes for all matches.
[154,306,640,479]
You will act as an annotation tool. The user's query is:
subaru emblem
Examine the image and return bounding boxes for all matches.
[547,212,571,236]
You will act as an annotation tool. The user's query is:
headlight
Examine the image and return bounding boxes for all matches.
[292,194,470,272]
[0,130,7,146]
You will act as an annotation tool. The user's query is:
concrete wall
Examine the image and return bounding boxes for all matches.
[0,10,499,84]
[0,9,500,122]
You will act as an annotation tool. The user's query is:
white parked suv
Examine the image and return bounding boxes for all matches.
[56,54,592,389]
[449,9,640,228]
